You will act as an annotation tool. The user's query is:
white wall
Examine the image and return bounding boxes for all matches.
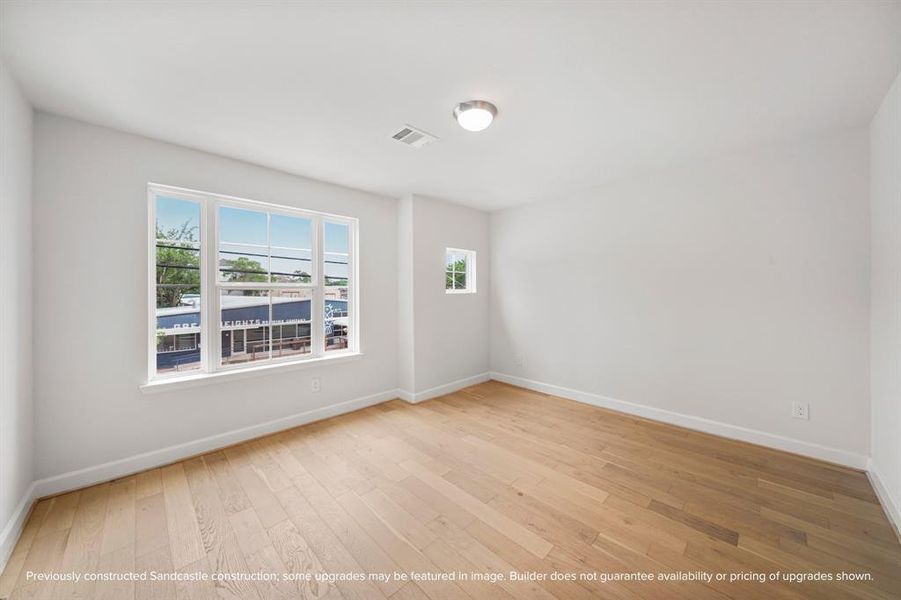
[32,113,399,484]
[0,60,34,562]
[397,194,416,393]
[870,70,901,529]
[397,195,490,398]
[490,128,871,465]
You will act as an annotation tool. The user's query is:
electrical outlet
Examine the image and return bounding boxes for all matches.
[791,401,809,420]
[311,377,321,392]
[514,355,524,368]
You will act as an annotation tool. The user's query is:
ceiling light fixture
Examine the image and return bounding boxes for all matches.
[453,100,497,132]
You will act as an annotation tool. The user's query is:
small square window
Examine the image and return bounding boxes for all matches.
[445,248,476,294]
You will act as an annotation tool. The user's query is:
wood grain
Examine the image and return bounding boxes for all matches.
[2,381,899,600]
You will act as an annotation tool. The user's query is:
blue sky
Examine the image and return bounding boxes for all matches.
[324,221,348,255]
[157,196,348,277]
[156,196,199,239]
[158,197,347,250]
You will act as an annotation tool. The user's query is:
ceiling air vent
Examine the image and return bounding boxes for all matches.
[390,125,437,148]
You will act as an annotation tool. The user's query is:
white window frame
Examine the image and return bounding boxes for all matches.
[445,247,477,294]
[147,183,359,383]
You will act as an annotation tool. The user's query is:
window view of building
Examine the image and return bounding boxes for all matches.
[152,186,355,378]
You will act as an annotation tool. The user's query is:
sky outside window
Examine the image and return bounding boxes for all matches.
[325,221,349,285]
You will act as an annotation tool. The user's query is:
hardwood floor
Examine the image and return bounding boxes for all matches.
[2,381,899,599]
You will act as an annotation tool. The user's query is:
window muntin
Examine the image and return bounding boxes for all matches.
[149,184,357,381]
[445,248,476,294]
[217,206,314,284]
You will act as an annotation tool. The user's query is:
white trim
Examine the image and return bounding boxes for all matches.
[398,372,491,404]
[207,196,219,368]
[0,482,37,574]
[867,463,901,544]
[313,218,325,356]
[148,182,358,223]
[33,386,397,499]
[146,186,157,380]
[347,218,360,354]
[489,372,869,470]
[200,198,211,372]
[140,352,363,394]
[148,182,359,382]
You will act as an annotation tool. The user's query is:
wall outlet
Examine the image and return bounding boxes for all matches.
[791,401,809,420]
[514,355,524,368]
[311,377,321,392]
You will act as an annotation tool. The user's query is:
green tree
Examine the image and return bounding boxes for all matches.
[446,258,466,289]
[156,221,200,308]
[292,268,313,283]
[221,256,268,282]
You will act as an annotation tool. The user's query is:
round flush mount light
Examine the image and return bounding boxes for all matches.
[453,100,497,132]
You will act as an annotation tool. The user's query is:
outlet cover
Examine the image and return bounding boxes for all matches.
[791,401,809,420]
[311,377,321,392]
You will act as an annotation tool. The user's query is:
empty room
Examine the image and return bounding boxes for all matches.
[1,1,900,598]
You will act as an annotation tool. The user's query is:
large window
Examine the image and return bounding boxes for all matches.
[149,184,357,380]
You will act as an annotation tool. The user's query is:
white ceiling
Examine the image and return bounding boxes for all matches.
[2,1,899,211]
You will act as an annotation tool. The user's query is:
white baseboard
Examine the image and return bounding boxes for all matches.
[397,372,490,404]
[6,375,484,569]
[0,482,37,574]
[489,372,869,470]
[32,388,398,500]
[4,373,881,572]
[867,464,901,543]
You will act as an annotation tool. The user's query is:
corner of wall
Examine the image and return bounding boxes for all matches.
[867,463,901,543]
[0,58,36,574]
[397,194,416,393]
[868,68,901,541]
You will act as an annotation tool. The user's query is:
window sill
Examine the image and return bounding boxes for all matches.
[139,352,363,395]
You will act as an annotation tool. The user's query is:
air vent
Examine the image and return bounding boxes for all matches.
[390,124,437,148]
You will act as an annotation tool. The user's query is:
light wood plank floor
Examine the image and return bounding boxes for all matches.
[2,381,900,599]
